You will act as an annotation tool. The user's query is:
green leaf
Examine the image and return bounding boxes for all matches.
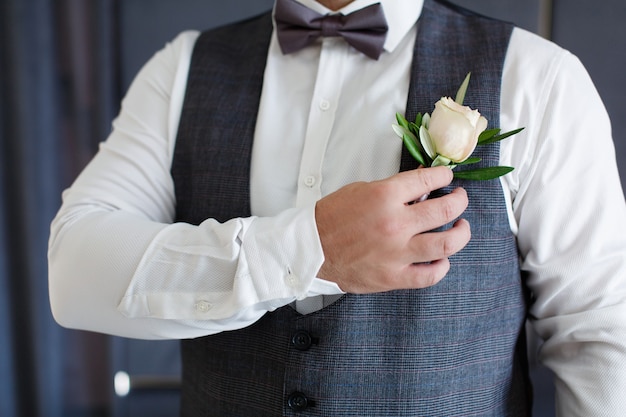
[455,72,471,105]
[453,166,514,181]
[402,133,429,167]
[414,112,423,128]
[396,113,409,129]
[408,122,421,136]
[478,128,501,144]
[478,127,525,146]
[457,157,481,165]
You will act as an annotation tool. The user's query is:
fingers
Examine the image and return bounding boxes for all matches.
[407,187,469,234]
[405,258,451,289]
[406,218,471,265]
[315,167,471,294]
[375,219,470,292]
[389,166,454,204]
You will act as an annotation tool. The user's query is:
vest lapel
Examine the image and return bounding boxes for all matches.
[401,0,510,175]
[171,13,273,224]
[174,1,529,416]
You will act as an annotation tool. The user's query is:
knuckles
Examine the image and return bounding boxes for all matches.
[368,180,399,201]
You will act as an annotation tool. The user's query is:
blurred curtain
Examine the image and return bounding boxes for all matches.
[0,0,120,416]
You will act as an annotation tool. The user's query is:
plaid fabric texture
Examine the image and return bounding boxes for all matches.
[174,0,530,415]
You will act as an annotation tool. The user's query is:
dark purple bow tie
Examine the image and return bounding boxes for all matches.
[274,0,389,60]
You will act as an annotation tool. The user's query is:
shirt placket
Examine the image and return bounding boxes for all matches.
[295,37,347,208]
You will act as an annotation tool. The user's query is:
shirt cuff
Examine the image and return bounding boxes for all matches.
[308,277,344,298]
[242,204,327,301]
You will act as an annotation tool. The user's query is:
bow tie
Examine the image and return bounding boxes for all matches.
[274,0,389,60]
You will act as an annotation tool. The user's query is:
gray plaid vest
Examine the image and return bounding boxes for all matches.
[172,0,530,415]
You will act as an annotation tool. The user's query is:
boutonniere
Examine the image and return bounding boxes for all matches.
[392,73,523,180]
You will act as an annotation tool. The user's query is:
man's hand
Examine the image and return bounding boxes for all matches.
[315,166,470,293]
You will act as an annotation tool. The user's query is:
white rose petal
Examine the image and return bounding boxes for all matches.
[427,96,486,163]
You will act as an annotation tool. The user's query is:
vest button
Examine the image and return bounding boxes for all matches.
[287,391,310,412]
[291,330,313,351]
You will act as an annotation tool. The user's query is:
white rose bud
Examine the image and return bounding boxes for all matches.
[427,97,488,163]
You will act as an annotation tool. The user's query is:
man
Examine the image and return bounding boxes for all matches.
[48,0,626,415]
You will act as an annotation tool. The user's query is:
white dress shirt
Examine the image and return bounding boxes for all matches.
[48,0,626,414]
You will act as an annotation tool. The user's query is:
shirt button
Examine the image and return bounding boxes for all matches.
[286,273,299,288]
[291,330,313,351]
[319,99,330,111]
[194,300,212,313]
[304,176,316,187]
[287,391,311,412]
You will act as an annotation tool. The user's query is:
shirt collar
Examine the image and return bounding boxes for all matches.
[284,0,424,53]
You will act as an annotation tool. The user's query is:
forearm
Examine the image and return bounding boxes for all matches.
[48,199,333,339]
[533,306,626,416]
[47,28,335,339]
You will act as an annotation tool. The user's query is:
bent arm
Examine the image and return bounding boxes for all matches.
[504,29,626,416]
[48,32,334,339]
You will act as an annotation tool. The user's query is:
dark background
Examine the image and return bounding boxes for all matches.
[1,1,624,416]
